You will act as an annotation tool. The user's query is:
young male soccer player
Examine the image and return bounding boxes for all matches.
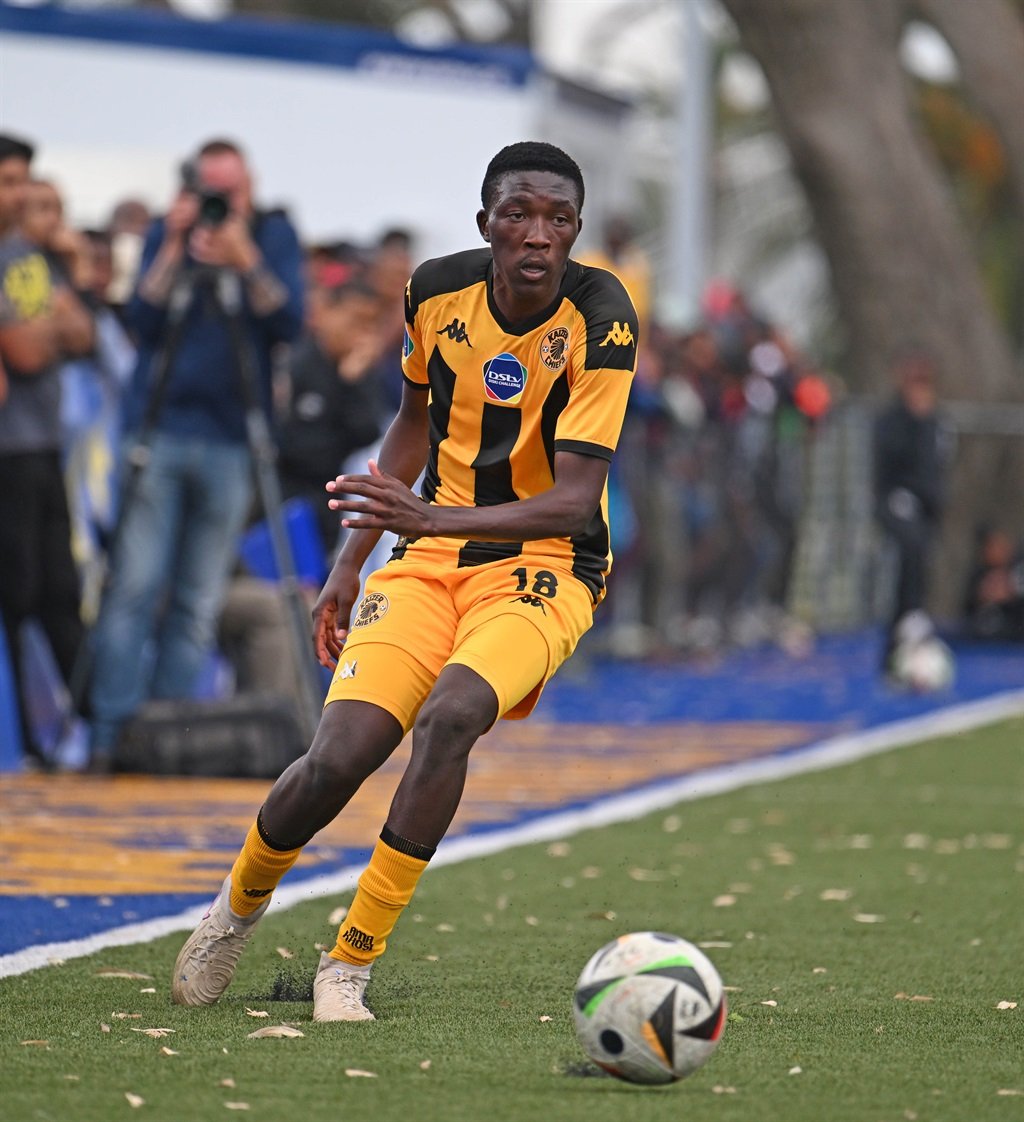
[172,141,639,1021]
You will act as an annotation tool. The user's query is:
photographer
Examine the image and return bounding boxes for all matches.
[87,138,304,767]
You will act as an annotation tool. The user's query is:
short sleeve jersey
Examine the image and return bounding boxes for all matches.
[0,232,62,454]
[399,248,637,603]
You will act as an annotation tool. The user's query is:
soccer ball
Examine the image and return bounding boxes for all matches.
[572,931,726,1085]
[891,636,955,693]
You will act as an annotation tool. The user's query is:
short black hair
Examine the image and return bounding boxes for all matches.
[0,133,35,166]
[481,141,584,213]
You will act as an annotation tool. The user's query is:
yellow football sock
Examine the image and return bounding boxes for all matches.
[331,829,433,967]
[229,813,303,917]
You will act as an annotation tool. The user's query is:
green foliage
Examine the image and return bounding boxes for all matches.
[1,719,1021,1122]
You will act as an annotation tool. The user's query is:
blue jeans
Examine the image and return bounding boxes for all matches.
[89,433,252,752]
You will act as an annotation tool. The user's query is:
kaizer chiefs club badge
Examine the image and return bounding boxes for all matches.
[540,325,569,372]
[352,592,389,628]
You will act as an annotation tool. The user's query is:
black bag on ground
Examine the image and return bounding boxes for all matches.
[114,694,307,778]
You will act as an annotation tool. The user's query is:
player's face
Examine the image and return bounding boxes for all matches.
[478,170,582,320]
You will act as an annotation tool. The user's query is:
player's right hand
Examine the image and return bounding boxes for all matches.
[311,562,362,669]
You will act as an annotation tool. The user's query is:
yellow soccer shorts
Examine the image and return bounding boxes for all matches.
[324,554,595,734]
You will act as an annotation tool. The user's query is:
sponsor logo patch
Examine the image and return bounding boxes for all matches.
[352,592,389,629]
[402,327,415,360]
[540,325,570,371]
[482,352,527,404]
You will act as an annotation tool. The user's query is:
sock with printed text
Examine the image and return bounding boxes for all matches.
[228,810,303,918]
[331,826,434,967]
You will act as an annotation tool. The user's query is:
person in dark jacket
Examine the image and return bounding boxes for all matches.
[874,351,954,671]
[87,138,304,765]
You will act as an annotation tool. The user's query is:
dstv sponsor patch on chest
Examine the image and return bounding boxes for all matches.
[482,352,528,405]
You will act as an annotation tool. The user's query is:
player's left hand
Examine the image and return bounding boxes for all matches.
[326,460,432,536]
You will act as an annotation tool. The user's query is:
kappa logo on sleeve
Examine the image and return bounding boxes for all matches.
[600,321,635,347]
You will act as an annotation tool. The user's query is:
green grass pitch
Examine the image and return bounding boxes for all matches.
[1,718,1021,1122]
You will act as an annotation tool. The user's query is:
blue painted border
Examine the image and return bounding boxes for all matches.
[0,2,535,86]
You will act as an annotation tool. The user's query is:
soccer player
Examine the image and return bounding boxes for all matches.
[172,141,639,1021]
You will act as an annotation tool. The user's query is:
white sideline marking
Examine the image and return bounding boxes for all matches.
[2,689,1022,979]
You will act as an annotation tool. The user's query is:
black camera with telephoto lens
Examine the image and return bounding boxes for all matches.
[180,160,231,228]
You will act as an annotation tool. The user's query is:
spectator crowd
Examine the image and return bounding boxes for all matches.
[1,131,1020,772]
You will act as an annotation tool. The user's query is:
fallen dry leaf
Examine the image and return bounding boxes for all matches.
[996,1001,1018,1010]
[435,923,455,933]
[100,1024,111,1034]
[224,1105,250,1112]
[131,1028,175,1038]
[820,888,852,901]
[580,866,602,879]
[760,1000,778,1007]
[275,947,294,959]
[996,1089,1023,1096]
[546,841,571,857]
[20,1040,49,1047]
[789,1066,802,1075]
[219,1078,237,1089]
[539,1015,552,1022]
[160,1047,179,1056]
[247,1025,305,1039]
[111,1012,142,1020]
[419,1060,432,1071]
[95,970,153,980]
[139,988,156,994]
[662,814,682,833]
[328,906,348,925]
[629,867,666,882]
[713,894,737,908]
[813,967,828,974]
[314,942,328,951]
[345,1069,378,1078]
[424,954,440,962]
[124,1092,145,1108]
[894,993,933,1002]
[245,1008,269,1018]
[711,1085,737,1094]
[699,941,733,949]
[853,913,885,924]
[525,916,540,926]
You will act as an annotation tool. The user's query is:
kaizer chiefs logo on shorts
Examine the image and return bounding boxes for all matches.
[352,592,389,629]
[540,326,569,372]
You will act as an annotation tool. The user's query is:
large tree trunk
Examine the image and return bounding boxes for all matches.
[719,0,1023,615]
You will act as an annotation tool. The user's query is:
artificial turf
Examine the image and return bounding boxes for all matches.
[1,717,1021,1122]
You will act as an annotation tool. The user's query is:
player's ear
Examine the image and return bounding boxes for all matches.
[476,209,490,242]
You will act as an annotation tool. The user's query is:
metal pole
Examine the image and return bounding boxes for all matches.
[665,0,713,327]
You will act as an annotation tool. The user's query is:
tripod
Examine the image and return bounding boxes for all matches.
[70,263,324,748]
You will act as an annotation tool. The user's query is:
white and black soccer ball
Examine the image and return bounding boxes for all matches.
[572,931,726,1085]
[891,636,956,693]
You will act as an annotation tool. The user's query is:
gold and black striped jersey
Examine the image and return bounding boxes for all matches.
[398,247,638,604]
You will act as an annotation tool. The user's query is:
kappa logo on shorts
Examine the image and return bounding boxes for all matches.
[352,592,389,629]
[540,325,570,372]
[510,595,548,615]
